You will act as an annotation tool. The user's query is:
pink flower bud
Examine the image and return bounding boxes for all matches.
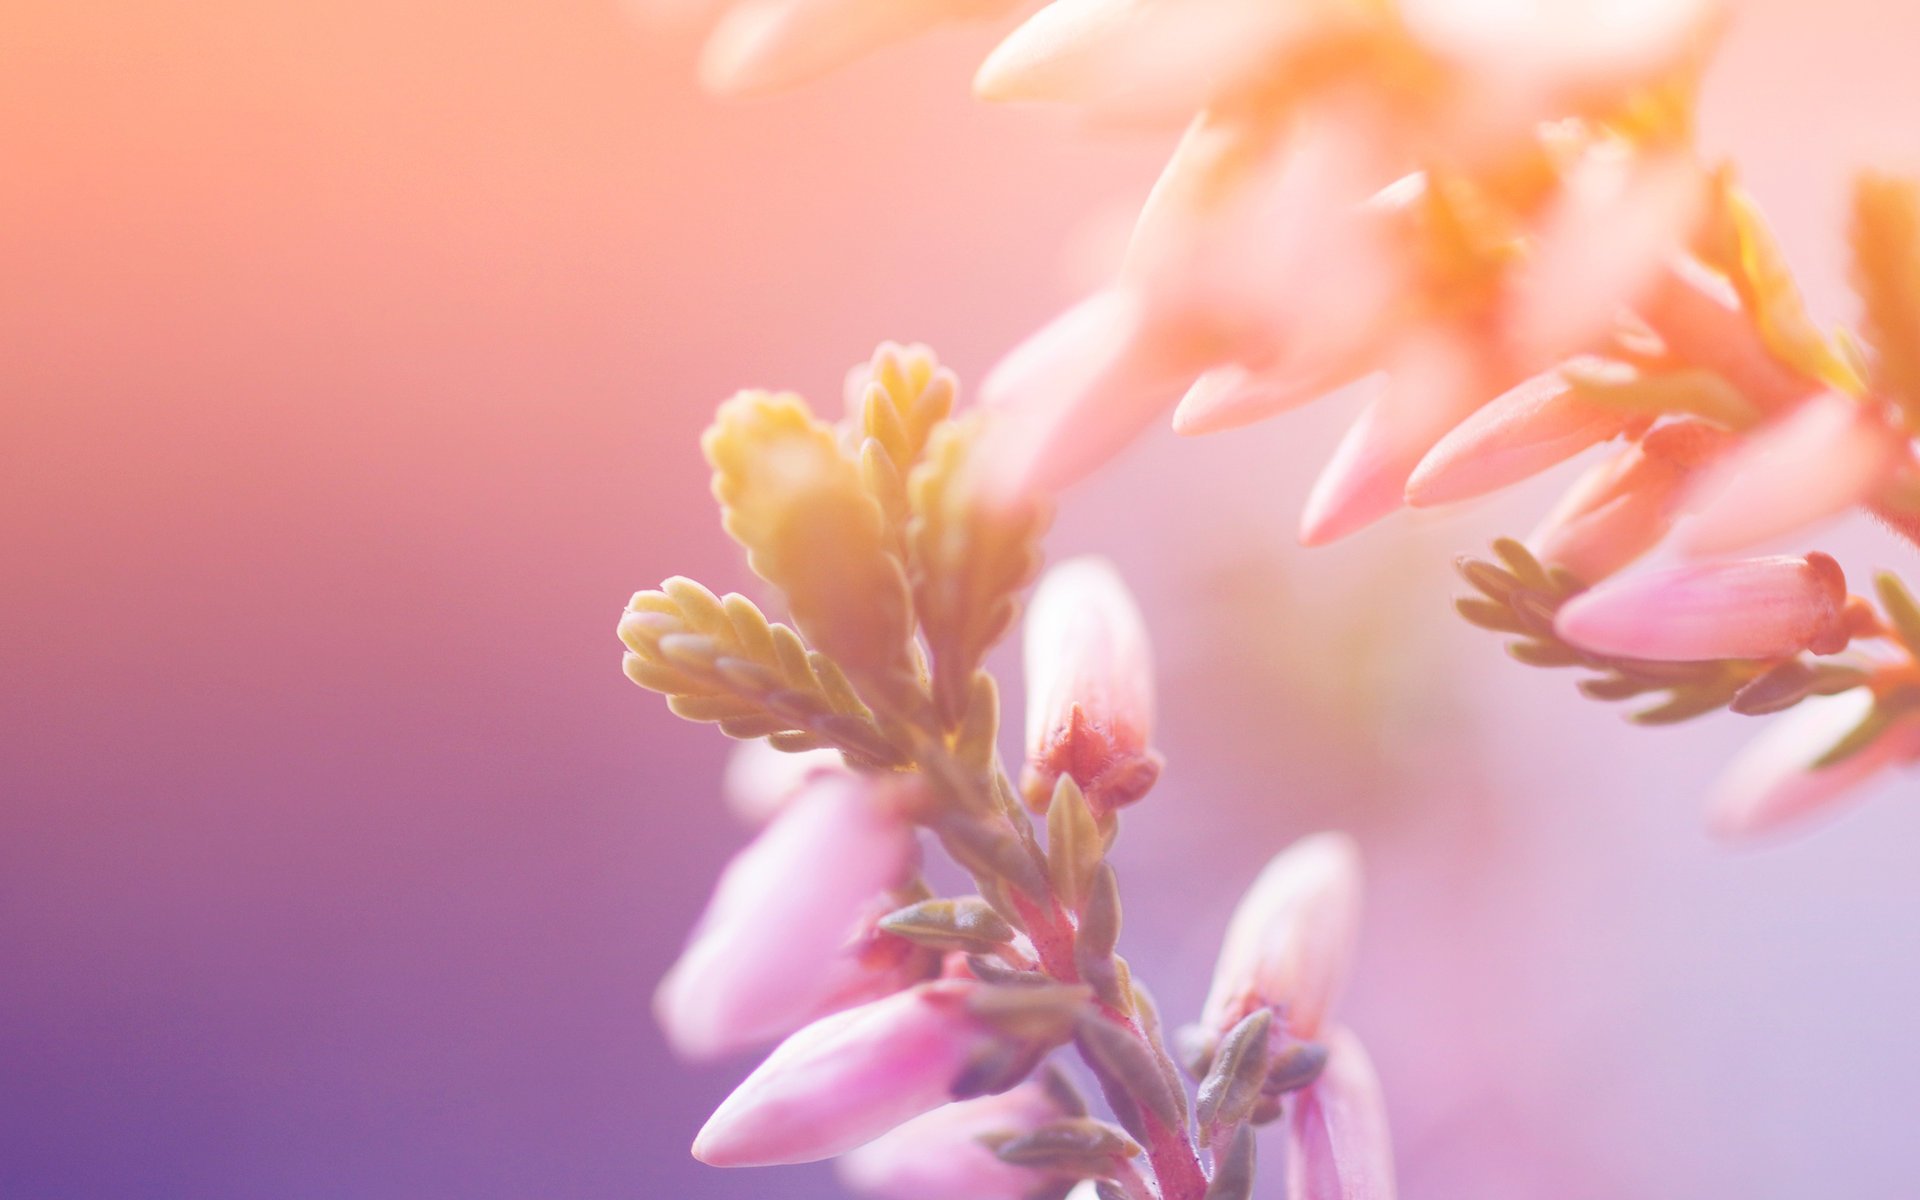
[1527,420,1727,583]
[1287,1027,1396,1200]
[1406,363,1645,507]
[692,980,1007,1167]
[1680,392,1907,556]
[1172,360,1360,438]
[1709,690,1920,841]
[1020,557,1161,816]
[1554,553,1851,662]
[1201,832,1363,1043]
[721,739,848,826]
[836,1079,1073,1200]
[655,775,927,1060]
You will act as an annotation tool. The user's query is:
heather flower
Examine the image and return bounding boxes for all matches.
[693,979,1052,1166]
[1709,689,1920,841]
[1021,556,1161,816]
[1554,553,1851,662]
[655,774,930,1059]
[1199,833,1363,1046]
[836,1077,1076,1200]
[1286,1027,1396,1200]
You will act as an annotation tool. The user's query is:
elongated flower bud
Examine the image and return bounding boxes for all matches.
[1406,364,1644,507]
[693,980,1057,1166]
[1680,392,1906,556]
[1709,690,1920,840]
[1286,1027,1396,1200]
[836,1078,1075,1200]
[656,775,928,1059]
[1021,557,1162,816]
[721,739,847,826]
[1527,420,1727,583]
[1200,833,1362,1045]
[1555,553,1850,662]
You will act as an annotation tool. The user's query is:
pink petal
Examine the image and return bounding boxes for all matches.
[1554,553,1851,662]
[1527,420,1727,582]
[1287,1027,1396,1200]
[1638,260,1813,415]
[1201,832,1363,1042]
[1710,690,1920,841]
[1405,362,1643,507]
[977,289,1199,501]
[973,0,1332,123]
[655,776,919,1059]
[1512,148,1708,363]
[722,740,848,826]
[1680,392,1906,556]
[1172,360,1368,437]
[836,1080,1071,1200]
[1300,335,1499,546]
[1021,556,1160,815]
[693,981,993,1166]
[701,0,1018,96]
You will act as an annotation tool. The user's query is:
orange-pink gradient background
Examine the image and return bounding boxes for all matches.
[5,2,1919,1196]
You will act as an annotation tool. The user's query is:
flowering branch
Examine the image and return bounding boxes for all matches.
[626,345,1392,1199]
[654,0,1920,843]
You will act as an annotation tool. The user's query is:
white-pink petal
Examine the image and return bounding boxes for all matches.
[1680,392,1906,556]
[1201,832,1363,1042]
[693,980,995,1166]
[1709,690,1920,841]
[655,775,918,1059]
[836,1079,1070,1200]
[1287,1027,1396,1200]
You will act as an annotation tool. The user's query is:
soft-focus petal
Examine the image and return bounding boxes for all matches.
[701,0,1017,95]
[1639,260,1814,415]
[1022,556,1160,815]
[655,775,921,1059]
[1680,392,1906,556]
[1172,360,1369,437]
[1406,362,1642,506]
[1527,419,1727,582]
[1287,1027,1396,1200]
[721,739,848,826]
[1554,552,1851,662]
[1709,690,1920,841]
[1300,335,1499,546]
[836,1078,1072,1200]
[977,289,1199,501]
[975,0,1374,123]
[1201,832,1363,1042]
[692,980,998,1166]
[1513,148,1707,361]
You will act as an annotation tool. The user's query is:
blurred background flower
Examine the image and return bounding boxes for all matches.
[5,1,1920,1197]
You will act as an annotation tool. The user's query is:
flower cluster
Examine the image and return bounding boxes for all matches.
[623,344,1392,1199]
[659,0,1920,842]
